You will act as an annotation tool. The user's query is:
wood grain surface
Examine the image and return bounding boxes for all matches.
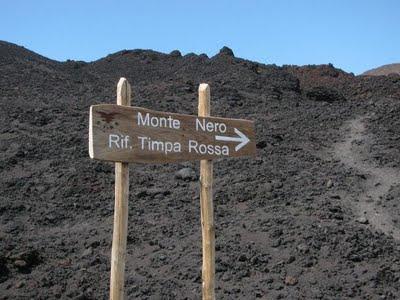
[89,104,256,163]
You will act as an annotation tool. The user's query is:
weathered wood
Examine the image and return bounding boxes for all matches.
[89,104,256,163]
[199,84,215,300]
[110,78,131,300]
[88,78,257,300]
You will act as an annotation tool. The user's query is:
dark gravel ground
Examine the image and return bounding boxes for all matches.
[1,41,400,299]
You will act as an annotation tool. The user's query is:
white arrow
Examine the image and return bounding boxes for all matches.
[215,128,250,152]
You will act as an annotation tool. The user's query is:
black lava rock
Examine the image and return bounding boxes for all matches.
[305,86,346,102]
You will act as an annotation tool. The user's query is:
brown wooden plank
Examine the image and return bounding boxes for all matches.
[89,104,256,163]
[110,78,131,300]
[198,84,215,300]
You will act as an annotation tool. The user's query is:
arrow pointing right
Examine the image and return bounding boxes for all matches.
[215,128,250,152]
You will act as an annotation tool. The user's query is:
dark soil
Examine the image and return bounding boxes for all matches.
[1,41,400,299]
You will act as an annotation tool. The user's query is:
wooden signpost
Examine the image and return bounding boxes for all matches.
[89,78,256,300]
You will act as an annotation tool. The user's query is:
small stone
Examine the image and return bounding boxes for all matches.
[36,185,48,193]
[15,280,25,288]
[297,243,309,253]
[175,168,197,181]
[147,188,169,197]
[265,191,274,200]
[271,238,281,248]
[90,240,100,248]
[284,275,298,286]
[237,269,250,278]
[356,217,369,224]
[265,277,273,284]
[256,140,267,149]
[81,247,93,258]
[264,182,273,192]
[58,258,72,267]
[326,179,333,188]
[237,254,247,262]
[303,258,315,267]
[4,223,18,233]
[11,250,40,267]
[221,273,231,281]
[135,190,148,198]
[14,259,27,268]
[272,180,283,189]
[286,256,295,264]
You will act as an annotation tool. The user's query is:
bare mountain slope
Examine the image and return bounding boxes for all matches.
[363,63,400,76]
[1,41,400,299]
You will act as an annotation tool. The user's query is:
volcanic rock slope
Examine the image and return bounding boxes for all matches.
[1,40,400,299]
[363,63,400,76]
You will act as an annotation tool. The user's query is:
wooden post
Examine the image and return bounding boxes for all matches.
[198,83,215,300]
[110,78,131,300]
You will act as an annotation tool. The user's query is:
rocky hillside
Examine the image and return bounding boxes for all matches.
[1,41,400,299]
[363,63,400,76]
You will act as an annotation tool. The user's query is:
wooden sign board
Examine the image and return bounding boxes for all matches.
[89,104,256,163]
[89,80,257,300]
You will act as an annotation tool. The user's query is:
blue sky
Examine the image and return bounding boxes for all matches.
[1,0,399,74]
